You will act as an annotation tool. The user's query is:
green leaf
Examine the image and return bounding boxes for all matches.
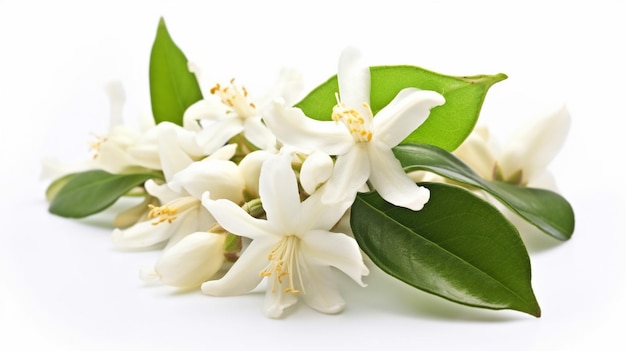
[295,66,506,150]
[149,17,203,126]
[48,170,158,218]
[352,182,541,317]
[45,173,77,202]
[393,143,575,241]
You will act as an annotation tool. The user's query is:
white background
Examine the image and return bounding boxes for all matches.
[1,0,624,350]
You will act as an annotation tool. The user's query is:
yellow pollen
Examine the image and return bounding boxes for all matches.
[259,236,304,295]
[209,78,256,117]
[332,95,374,143]
[147,204,178,225]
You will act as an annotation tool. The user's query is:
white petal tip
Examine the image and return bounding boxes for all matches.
[139,265,161,283]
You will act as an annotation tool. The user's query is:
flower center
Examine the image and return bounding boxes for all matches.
[88,133,108,159]
[332,93,373,143]
[260,235,304,295]
[492,163,525,186]
[147,196,198,225]
[210,78,257,118]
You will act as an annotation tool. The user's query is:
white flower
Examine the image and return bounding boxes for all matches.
[264,47,445,210]
[41,81,155,179]
[183,67,302,151]
[111,138,245,250]
[454,105,571,191]
[140,231,226,288]
[201,151,369,318]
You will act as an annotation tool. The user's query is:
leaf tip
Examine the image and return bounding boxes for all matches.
[494,72,508,83]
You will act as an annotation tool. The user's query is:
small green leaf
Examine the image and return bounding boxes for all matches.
[295,66,506,151]
[393,143,575,240]
[149,17,203,126]
[49,170,158,218]
[352,182,541,317]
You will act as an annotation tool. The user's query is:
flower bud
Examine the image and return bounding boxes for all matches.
[300,151,333,195]
[142,231,226,288]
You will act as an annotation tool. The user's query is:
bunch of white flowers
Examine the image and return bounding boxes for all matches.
[89,47,441,318]
[45,18,575,319]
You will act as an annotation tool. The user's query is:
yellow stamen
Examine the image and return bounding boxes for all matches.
[147,204,178,225]
[332,93,374,143]
[88,133,108,159]
[259,235,304,295]
[210,78,257,117]
[147,197,199,225]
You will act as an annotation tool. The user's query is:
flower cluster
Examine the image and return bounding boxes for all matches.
[44,19,574,319]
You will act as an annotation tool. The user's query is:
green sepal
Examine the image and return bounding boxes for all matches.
[48,170,161,218]
[351,182,541,317]
[393,143,575,240]
[223,233,242,263]
[149,17,203,126]
[295,66,506,151]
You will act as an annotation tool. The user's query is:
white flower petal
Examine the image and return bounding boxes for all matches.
[206,143,238,161]
[337,47,370,117]
[243,116,276,150]
[300,151,333,195]
[300,190,352,233]
[367,142,430,211]
[526,170,559,191]
[300,229,368,286]
[298,264,346,315]
[258,152,302,233]
[263,285,299,318]
[182,96,229,131]
[195,117,244,155]
[373,88,445,148]
[156,123,194,181]
[111,219,181,250]
[255,66,304,108]
[202,194,278,240]
[265,100,353,155]
[201,238,276,296]
[500,105,571,182]
[170,159,244,202]
[145,179,180,203]
[453,127,498,180]
[97,141,138,174]
[163,206,212,250]
[321,145,370,204]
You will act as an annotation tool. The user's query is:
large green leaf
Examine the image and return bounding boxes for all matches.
[295,66,506,151]
[149,17,203,126]
[393,143,575,241]
[352,182,541,317]
[48,170,158,218]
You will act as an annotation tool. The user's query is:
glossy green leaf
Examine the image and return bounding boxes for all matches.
[49,170,158,218]
[393,143,575,240]
[352,182,541,317]
[295,66,506,151]
[149,17,203,126]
